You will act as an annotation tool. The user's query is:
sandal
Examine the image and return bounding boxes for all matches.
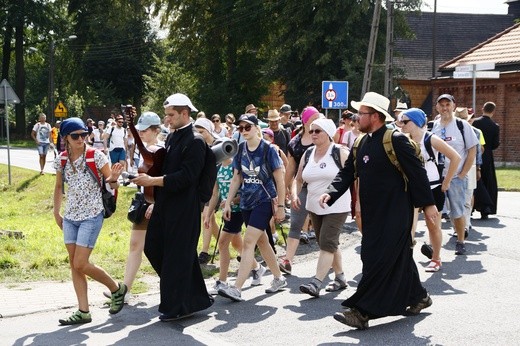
[59,310,92,325]
[325,277,348,292]
[109,282,128,314]
[425,260,441,272]
[299,281,320,297]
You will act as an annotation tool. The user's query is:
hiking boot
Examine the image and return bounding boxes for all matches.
[455,241,466,255]
[59,310,92,325]
[218,285,244,302]
[198,251,211,264]
[265,276,287,293]
[333,308,369,330]
[421,243,433,259]
[278,258,292,275]
[109,283,128,314]
[208,280,228,295]
[406,294,433,315]
[299,281,320,298]
[250,265,267,286]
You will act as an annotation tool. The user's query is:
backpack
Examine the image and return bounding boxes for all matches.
[302,144,344,171]
[352,128,423,191]
[60,148,117,218]
[195,134,217,204]
[423,131,444,185]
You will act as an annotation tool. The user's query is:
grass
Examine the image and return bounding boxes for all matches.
[0,164,222,292]
[1,163,518,288]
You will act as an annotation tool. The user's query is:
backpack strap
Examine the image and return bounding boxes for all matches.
[455,118,466,147]
[85,148,102,187]
[423,131,436,162]
[383,129,423,191]
[352,134,366,179]
[331,144,343,170]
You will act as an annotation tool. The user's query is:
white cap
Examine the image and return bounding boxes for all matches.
[163,93,198,112]
[194,118,219,139]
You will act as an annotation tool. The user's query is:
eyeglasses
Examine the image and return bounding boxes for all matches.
[212,119,220,123]
[358,111,375,117]
[70,132,89,140]
[401,120,411,125]
[237,124,253,132]
[309,129,323,135]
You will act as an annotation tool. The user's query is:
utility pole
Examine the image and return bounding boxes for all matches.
[384,0,395,99]
[432,0,437,78]
[48,40,55,125]
[362,0,383,95]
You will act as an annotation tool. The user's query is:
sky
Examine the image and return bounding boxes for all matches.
[421,0,509,14]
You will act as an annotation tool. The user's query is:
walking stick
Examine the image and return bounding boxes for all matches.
[210,216,224,264]
[279,223,287,247]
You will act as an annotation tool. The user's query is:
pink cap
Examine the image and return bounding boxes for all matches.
[301,106,319,124]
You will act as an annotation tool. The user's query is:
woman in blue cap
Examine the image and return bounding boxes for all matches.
[398,108,461,272]
[53,117,126,325]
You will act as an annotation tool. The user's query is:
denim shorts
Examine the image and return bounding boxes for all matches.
[63,212,104,248]
[37,143,50,155]
[109,148,126,163]
[445,176,468,219]
[241,201,272,232]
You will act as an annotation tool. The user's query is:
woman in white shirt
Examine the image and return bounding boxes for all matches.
[294,118,350,297]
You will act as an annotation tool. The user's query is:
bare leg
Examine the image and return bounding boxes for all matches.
[256,231,283,278]
[123,229,146,291]
[234,227,263,289]
[314,250,335,281]
[218,232,236,282]
[71,245,119,293]
[453,216,466,243]
[425,217,443,261]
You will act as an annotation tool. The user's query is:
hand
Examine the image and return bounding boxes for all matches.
[223,204,232,221]
[54,213,63,230]
[424,205,439,224]
[318,193,331,209]
[441,179,451,193]
[274,207,285,224]
[291,196,301,211]
[145,204,154,219]
[132,173,153,187]
[110,163,124,181]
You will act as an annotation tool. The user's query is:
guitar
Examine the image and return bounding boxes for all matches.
[125,105,166,203]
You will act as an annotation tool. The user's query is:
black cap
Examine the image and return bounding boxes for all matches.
[279,104,292,113]
[436,94,455,103]
[236,114,258,126]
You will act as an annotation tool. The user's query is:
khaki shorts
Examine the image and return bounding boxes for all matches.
[308,211,348,253]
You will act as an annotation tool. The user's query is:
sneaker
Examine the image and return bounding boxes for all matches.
[272,232,279,244]
[109,282,128,314]
[218,285,244,302]
[103,290,130,304]
[278,258,292,275]
[265,276,287,293]
[442,213,450,221]
[455,242,466,255]
[406,294,433,315]
[59,310,92,325]
[452,229,469,239]
[198,251,211,264]
[250,265,266,286]
[299,232,309,244]
[300,282,320,297]
[333,308,369,330]
[425,260,441,272]
[420,243,433,259]
[308,230,316,240]
[208,280,228,295]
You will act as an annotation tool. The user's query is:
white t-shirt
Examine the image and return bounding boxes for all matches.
[107,126,127,151]
[302,145,351,215]
[32,122,52,144]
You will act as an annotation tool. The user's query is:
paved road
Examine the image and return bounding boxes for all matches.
[0,146,57,175]
[1,146,520,345]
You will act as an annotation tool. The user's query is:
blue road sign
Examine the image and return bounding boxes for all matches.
[321,81,348,109]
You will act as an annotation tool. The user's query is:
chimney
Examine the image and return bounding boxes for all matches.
[506,0,520,17]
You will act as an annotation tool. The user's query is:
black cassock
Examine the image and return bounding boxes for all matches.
[327,125,435,318]
[145,125,213,317]
[472,115,500,215]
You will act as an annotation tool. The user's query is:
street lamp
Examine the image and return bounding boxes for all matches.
[48,35,77,125]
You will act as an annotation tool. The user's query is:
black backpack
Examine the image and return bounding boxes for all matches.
[423,131,444,185]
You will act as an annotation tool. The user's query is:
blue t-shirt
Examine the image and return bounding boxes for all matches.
[232,140,283,210]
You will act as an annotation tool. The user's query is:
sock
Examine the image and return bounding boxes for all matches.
[254,263,260,270]
[79,309,89,314]
[336,272,346,282]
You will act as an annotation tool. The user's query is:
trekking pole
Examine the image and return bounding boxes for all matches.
[210,216,224,264]
[279,223,287,247]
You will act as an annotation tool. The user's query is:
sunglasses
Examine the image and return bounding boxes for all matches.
[212,119,220,123]
[309,129,323,135]
[237,124,253,132]
[70,132,89,140]
[401,119,411,125]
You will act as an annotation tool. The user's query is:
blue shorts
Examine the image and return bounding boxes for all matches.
[37,143,50,155]
[63,212,104,248]
[223,211,244,234]
[241,202,272,232]
[109,148,126,163]
[445,176,467,219]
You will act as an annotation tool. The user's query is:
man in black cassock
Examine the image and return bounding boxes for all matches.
[319,92,439,330]
[472,101,500,218]
[133,93,213,321]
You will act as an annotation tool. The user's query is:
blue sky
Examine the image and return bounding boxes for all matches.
[421,0,509,14]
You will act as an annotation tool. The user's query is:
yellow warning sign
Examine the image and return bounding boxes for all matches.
[54,101,68,118]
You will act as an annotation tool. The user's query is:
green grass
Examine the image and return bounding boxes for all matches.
[496,167,520,191]
[0,164,222,291]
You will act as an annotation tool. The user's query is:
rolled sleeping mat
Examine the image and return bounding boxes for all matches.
[212,137,238,164]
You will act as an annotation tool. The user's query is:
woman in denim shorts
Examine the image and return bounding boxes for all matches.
[53,117,126,325]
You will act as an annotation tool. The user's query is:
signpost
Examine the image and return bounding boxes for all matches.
[453,62,499,111]
[322,81,349,120]
[0,79,21,185]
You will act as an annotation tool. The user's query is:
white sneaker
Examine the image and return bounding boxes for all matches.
[265,276,287,293]
[250,265,267,286]
[208,280,228,295]
[218,285,244,302]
